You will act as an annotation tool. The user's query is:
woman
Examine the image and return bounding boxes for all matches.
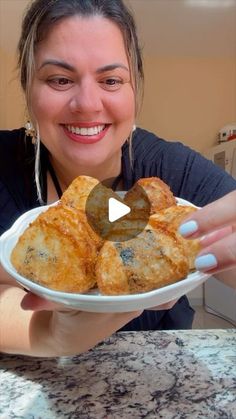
[0,0,235,356]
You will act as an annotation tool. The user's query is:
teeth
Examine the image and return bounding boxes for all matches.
[66,125,105,136]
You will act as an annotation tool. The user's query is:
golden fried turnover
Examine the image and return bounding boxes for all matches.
[61,175,120,237]
[104,217,147,242]
[11,205,98,292]
[96,224,189,295]
[61,175,99,211]
[124,177,176,216]
[149,205,200,270]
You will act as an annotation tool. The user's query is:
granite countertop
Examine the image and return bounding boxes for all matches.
[0,329,235,419]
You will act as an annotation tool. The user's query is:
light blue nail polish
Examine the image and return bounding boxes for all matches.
[195,254,218,271]
[178,220,198,237]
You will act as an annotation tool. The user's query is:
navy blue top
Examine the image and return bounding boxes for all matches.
[1,127,236,330]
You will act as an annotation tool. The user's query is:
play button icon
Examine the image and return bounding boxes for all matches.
[85,178,151,242]
[108,198,130,222]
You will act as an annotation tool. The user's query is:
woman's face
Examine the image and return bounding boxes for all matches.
[31,16,135,173]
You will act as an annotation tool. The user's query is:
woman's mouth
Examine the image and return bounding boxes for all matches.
[63,124,109,144]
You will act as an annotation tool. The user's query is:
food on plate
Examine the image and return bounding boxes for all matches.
[10,204,99,292]
[60,175,99,211]
[96,224,189,295]
[124,177,176,215]
[97,205,200,295]
[10,175,200,295]
[149,205,200,270]
[61,174,120,236]
[104,217,147,242]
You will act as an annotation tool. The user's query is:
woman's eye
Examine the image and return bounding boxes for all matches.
[100,78,123,91]
[47,77,73,90]
[106,78,121,85]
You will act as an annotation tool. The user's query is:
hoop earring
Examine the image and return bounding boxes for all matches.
[25,121,37,144]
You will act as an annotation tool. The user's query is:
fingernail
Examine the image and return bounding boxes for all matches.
[178,220,198,237]
[195,254,218,271]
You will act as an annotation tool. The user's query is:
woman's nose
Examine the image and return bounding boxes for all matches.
[69,81,103,114]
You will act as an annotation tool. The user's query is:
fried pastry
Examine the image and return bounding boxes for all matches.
[149,205,200,270]
[96,224,189,295]
[61,175,120,237]
[104,217,147,242]
[11,205,98,292]
[124,177,176,215]
[60,175,99,211]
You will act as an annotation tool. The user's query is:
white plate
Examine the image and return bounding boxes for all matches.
[0,198,209,312]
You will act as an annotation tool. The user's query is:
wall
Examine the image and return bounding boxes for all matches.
[0,48,25,129]
[138,56,236,152]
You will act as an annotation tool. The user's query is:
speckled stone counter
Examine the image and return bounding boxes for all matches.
[0,330,235,419]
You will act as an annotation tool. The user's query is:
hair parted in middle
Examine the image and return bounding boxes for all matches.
[18,0,144,117]
[18,0,143,202]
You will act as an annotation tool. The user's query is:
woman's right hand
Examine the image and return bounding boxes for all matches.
[21,292,142,357]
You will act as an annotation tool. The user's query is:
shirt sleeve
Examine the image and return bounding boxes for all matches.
[132,132,236,207]
[161,141,236,207]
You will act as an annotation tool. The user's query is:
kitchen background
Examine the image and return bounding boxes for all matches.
[0,0,236,327]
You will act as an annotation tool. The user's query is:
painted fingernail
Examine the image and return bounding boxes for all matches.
[195,254,218,271]
[178,220,198,237]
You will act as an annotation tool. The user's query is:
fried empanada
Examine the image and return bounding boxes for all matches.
[11,205,98,292]
[61,175,120,237]
[60,175,99,211]
[124,177,176,216]
[149,205,200,270]
[96,224,189,295]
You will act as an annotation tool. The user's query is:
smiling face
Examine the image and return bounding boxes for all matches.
[30,15,135,180]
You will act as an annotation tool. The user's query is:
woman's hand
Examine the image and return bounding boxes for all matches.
[21,293,178,354]
[19,292,143,357]
[179,190,236,282]
[0,283,179,357]
[0,285,142,357]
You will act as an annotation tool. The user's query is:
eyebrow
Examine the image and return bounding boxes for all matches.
[38,59,129,73]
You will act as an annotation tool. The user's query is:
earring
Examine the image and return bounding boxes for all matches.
[25,121,37,144]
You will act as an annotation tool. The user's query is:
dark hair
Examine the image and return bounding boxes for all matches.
[18,0,144,113]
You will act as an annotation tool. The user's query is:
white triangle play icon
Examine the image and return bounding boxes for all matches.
[108,198,131,223]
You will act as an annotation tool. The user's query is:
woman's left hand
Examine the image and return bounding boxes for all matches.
[179,190,236,285]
